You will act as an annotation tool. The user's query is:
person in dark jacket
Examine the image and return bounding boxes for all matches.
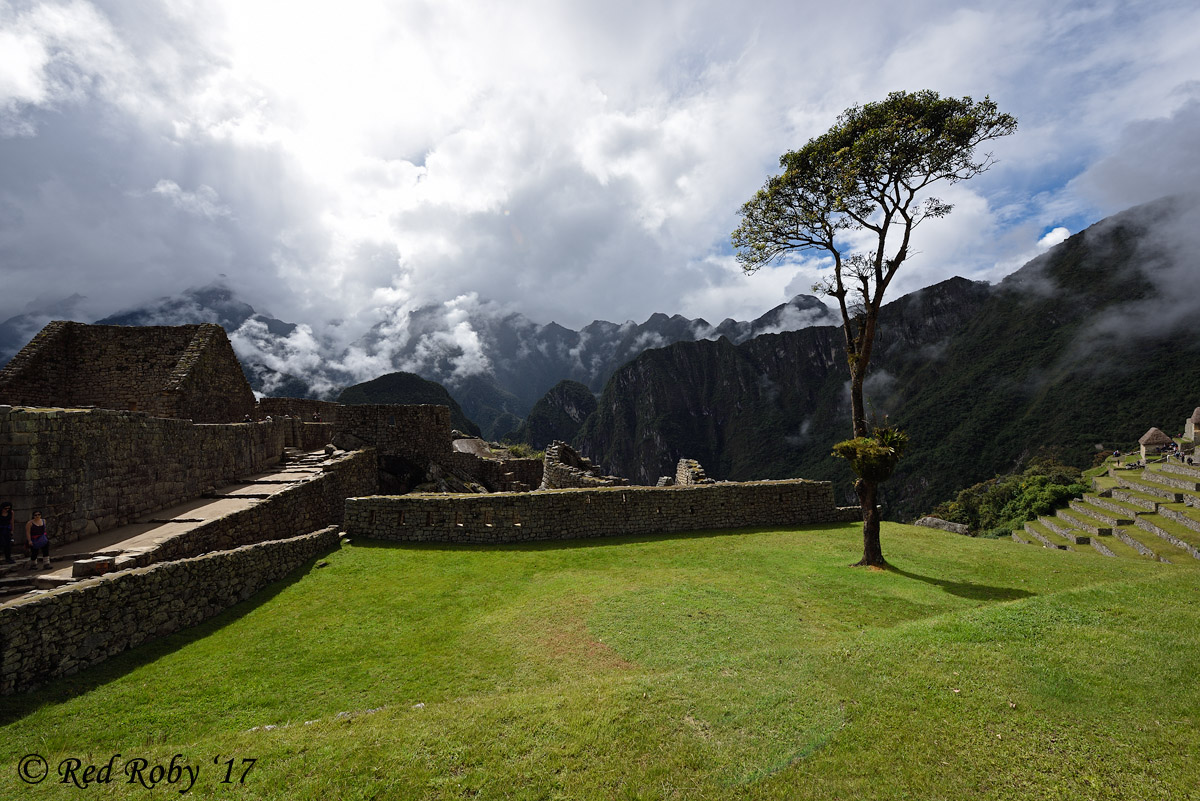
[0,502,14,564]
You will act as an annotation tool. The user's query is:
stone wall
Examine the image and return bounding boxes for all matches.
[147,448,376,564]
[675,458,713,486]
[0,322,255,423]
[0,406,287,544]
[540,441,628,490]
[332,404,451,463]
[257,397,341,424]
[0,527,341,695]
[345,479,862,544]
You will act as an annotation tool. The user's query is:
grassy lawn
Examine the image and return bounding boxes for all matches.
[3,522,1199,800]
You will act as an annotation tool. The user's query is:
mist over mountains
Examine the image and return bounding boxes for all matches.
[574,195,1200,517]
[0,280,836,439]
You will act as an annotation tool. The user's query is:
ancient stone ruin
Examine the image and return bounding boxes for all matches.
[0,321,860,694]
[539,441,628,489]
[0,321,256,423]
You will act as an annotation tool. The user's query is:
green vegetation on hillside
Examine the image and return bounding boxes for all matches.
[503,379,598,448]
[4,525,1198,799]
[930,458,1088,537]
[337,371,481,436]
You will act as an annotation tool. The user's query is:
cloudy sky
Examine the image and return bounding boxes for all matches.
[2,0,1199,343]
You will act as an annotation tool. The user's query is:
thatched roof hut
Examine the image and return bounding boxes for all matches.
[1139,427,1173,446]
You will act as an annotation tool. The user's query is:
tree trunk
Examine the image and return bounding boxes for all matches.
[849,367,868,438]
[853,477,886,567]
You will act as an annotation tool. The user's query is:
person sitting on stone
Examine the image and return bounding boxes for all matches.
[26,510,50,569]
[0,501,14,564]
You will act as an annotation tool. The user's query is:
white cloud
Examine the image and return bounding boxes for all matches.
[1,0,1200,353]
[1038,227,1070,249]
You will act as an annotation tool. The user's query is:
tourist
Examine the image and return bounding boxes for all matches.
[26,510,50,569]
[243,414,252,423]
[0,501,14,564]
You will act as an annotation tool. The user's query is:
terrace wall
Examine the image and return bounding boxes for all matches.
[0,406,287,544]
[0,527,341,695]
[345,479,862,545]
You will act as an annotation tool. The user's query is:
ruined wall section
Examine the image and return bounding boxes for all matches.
[675,458,714,486]
[0,527,341,695]
[170,326,257,423]
[346,480,862,545]
[0,406,286,544]
[540,441,628,489]
[0,322,254,422]
[0,320,72,407]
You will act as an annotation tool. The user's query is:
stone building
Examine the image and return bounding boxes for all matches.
[1138,426,1174,462]
[0,321,255,423]
[1186,408,1200,442]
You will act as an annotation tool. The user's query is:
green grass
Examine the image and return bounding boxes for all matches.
[3,523,1200,800]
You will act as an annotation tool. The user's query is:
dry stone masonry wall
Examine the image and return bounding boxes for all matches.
[0,322,255,423]
[345,480,861,545]
[540,441,628,489]
[0,527,341,695]
[675,458,714,486]
[0,406,287,544]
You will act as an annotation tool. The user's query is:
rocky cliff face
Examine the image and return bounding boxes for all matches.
[577,277,992,491]
[504,379,598,448]
[578,196,1200,518]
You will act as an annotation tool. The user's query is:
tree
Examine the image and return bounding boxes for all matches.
[732,90,1016,566]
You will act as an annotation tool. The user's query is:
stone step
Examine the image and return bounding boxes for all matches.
[1112,526,1170,563]
[1058,508,1111,537]
[1159,505,1200,535]
[1155,461,1200,480]
[1083,494,1141,522]
[1089,538,1116,557]
[1011,530,1033,545]
[1073,497,1133,527]
[1142,469,1200,492]
[1093,532,1151,560]
[1113,474,1181,503]
[1024,521,1069,550]
[1134,515,1200,561]
[1039,515,1090,545]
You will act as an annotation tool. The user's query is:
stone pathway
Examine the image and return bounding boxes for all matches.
[0,448,332,604]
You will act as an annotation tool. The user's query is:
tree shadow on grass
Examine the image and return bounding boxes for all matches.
[886,566,1037,602]
[0,550,334,727]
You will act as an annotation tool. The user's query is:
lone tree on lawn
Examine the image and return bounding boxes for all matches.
[732,90,1016,567]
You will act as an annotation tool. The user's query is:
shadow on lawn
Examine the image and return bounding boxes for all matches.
[0,552,330,726]
[887,566,1037,602]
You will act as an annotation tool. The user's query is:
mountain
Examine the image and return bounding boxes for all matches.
[576,277,992,494]
[502,379,598,448]
[337,372,481,437]
[347,293,837,428]
[72,282,836,437]
[574,196,1200,519]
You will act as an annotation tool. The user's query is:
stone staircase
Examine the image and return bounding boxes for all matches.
[1011,458,1200,563]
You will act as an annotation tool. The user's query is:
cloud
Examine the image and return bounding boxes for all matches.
[2,0,1200,359]
[151,180,231,220]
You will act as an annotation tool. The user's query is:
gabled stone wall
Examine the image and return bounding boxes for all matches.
[0,321,254,422]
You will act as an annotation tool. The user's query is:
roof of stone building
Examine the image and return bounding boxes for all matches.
[1191,407,1200,424]
[1139,427,1173,446]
